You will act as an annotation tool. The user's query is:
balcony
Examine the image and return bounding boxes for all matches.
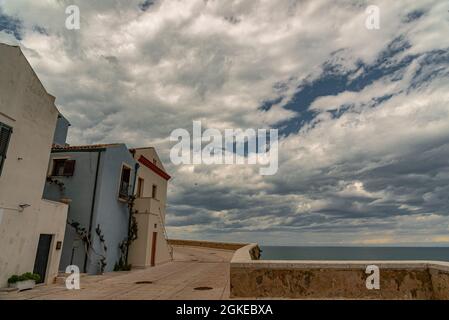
[118,181,130,200]
[134,197,161,216]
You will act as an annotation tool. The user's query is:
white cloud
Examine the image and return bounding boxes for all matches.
[1,0,449,245]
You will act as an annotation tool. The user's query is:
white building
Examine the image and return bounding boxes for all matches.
[0,43,68,287]
[128,147,172,267]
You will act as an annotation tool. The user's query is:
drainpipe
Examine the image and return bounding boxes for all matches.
[84,150,103,273]
[125,162,140,265]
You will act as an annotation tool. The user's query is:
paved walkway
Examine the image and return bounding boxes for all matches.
[0,246,234,300]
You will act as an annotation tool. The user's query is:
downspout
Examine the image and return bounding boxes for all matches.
[84,150,103,273]
[125,161,140,265]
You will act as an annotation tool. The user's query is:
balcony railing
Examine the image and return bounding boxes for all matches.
[119,181,130,199]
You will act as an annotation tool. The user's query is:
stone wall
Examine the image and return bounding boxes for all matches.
[428,264,449,299]
[230,244,449,300]
[168,239,247,251]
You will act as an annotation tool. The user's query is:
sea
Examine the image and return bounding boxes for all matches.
[260,246,449,261]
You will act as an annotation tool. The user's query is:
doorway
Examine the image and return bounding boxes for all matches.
[150,232,157,267]
[33,234,53,283]
[137,177,144,197]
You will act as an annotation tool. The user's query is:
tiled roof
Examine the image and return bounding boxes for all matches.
[52,143,122,152]
[129,147,155,151]
[138,155,171,180]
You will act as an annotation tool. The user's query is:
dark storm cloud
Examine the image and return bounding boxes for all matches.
[0,8,22,39]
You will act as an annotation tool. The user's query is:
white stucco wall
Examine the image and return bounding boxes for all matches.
[128,147,171,267]
[0,44,68,286]
[133,147,168,220]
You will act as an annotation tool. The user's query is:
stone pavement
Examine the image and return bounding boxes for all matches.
[0,245,234,300]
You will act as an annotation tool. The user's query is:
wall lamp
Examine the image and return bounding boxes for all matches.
[18,203,31,212]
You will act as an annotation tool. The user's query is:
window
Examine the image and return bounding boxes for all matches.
[152,184,157,199]
[51,159,76,176]
[0,122,13,176]
[137,177,144,197]
[119,165,131,200]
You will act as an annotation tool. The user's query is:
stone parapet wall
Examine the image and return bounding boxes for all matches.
[168,239,247,251]
[230,244,449,300]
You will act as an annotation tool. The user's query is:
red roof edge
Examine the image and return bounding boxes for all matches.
[138,155,171,180]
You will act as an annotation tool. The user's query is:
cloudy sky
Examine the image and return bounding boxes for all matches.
[1,0,449,246]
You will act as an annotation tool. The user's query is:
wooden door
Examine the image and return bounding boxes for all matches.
[33,234,53,283]
[150,232,157,267]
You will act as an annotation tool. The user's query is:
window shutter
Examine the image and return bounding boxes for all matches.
[0,125,12,156]
[0,124,12,176]
[63,160,76,176]
[152,185,157,199]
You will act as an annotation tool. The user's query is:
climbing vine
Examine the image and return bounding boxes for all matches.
[47,172,108,273]
[46,177,66,195]
[114,195,139,271]
[68,220,108,274]
[95,224,108,273]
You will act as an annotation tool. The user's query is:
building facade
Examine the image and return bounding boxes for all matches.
[44,143,138,274]
[0,43,68,287]
[52,114,70,147]
[43,121,172,274]
[128,147,172,267]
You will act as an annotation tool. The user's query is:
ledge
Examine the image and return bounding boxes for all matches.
[230,244,449,300]
[168,239,248,251]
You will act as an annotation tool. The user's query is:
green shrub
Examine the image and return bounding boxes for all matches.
[7,275,20,284]
[113,261,132,271]
[8,272,41,284]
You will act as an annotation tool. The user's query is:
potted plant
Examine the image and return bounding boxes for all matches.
[8,272,41,291]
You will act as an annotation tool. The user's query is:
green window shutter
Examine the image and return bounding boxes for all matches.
[0,123,13,176]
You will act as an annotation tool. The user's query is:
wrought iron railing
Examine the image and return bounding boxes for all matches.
[119,181,129,199]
